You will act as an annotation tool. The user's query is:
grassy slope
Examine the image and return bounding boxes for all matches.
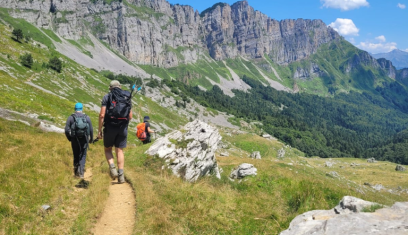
[1,7,408,235]
[0,118,110,234]
[0,18,187,233]
[125,131,408,234]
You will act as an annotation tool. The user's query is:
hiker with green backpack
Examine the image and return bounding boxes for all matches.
[65,103,94,179]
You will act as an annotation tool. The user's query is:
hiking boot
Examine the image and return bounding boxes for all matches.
[118,173,125,184]
[109,166,118,180]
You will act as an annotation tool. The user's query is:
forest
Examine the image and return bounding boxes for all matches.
[156,77,408,164]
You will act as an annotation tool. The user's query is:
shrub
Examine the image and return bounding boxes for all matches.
[48,56,62,73]
[12,28,23,42]
[20,53,33,68]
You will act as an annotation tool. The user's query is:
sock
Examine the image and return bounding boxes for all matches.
[118,169,124,175]
[110,163,116,169]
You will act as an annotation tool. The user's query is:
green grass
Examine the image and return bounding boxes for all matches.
[0,118,110,234]
[0,8,55,49]
[41,28,62,43]
[123,130,408,234]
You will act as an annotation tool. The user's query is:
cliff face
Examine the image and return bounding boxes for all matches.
[0,0,341,68]
[202,1,340,64]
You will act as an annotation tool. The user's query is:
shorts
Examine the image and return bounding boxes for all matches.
[103,124,128,148]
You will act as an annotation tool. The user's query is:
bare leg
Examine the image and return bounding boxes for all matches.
[115,147,125,169]
[105,147,115,165]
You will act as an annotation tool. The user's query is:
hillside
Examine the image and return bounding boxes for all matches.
[2,0,407,96]
[2,117,408,234]
[1,9,408,234]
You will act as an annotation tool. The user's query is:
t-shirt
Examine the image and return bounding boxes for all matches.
[101,93,110,107]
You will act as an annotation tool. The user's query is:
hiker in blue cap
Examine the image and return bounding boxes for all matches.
[64,102,93,179]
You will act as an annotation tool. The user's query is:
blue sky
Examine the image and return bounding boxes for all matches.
[167,0,407,54]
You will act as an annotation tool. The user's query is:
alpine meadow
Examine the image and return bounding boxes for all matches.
[0,0,408,234]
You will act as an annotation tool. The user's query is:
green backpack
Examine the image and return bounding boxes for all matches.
[70,114,90,139]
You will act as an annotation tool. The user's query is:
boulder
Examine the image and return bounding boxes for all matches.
[334,196,380,214]
[367,157,377,163]
[324,161,333,168]
[395,165,406,172]
[280,196,408,235]
[146,120,221,182]
[229,163,257,180]
[250,151,261,159]
[220,152,229,157]
[277,148,285,159]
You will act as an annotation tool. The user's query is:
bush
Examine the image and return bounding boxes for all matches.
[20,53,33,68]
[12,28,23,42]
[48,56,62,73]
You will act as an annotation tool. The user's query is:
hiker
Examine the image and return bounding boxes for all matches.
[137,116,155,144]
[98,80,132,184]
[65,102,93,179]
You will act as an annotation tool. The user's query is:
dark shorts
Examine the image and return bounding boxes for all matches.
[103,124,128,148]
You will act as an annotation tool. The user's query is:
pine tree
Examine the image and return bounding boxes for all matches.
[20,53,33,68]
[12,28,23,42]
[48,56,62,73]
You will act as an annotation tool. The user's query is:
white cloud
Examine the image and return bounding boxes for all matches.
[321,0,369,11]
[403,49,408,52]
[397,3,406,9]
[375,35,386,42]
[357,41,397,54]
[328,18,359,36]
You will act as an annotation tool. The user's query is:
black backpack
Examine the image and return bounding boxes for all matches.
[70,113,90,138]
[105,87,132,126]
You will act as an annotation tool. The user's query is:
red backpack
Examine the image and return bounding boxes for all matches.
[136,123,147,141]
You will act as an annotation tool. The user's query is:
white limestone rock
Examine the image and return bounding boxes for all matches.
[280,196,408,235]
[250,151,261,159]
[146,120,221,182]
[229,163,257,180]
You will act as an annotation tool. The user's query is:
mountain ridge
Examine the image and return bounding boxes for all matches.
[373,49,408,70]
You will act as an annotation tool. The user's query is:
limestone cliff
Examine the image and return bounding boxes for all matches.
[0,0,340,68]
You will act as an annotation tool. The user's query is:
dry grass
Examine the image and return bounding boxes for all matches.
[124,131,408,234]
[0,118,110,234]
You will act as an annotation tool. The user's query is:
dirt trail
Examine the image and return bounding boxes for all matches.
[92,179,136,235]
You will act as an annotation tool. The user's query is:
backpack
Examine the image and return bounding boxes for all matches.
[70,114,90,139]
[136,122,147,141]
[105,87,132,126]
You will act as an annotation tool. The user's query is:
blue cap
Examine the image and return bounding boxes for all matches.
[75,103,83,111]
[144,116,150,121]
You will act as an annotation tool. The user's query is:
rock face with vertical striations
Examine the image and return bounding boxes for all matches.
[0,0,341,68]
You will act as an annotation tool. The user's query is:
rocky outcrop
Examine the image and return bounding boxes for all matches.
[395,165,406,172]
[229,163,257,180]
[0,0,340,68]
[280,196,408,235]
[396,68,408,85]
[250,151,261,159]
[201,1,340,64]
[367,157,377,163]
[344,51,397,79]
[145,120,221,182]
[293,63,325,79]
